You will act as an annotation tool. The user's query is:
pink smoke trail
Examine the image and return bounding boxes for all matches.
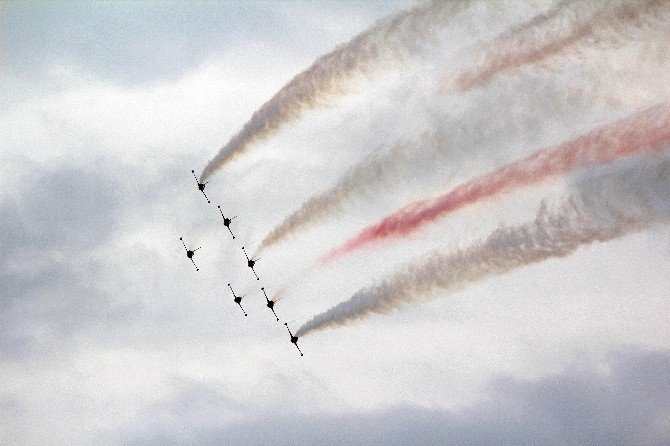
[298,152,670,336]
[324,103,670,262]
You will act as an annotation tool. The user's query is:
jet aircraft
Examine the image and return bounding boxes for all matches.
[261,287,279,321]
[180,237,201,271]
[228,283,247,316]
[242,247,260,280]
[192,170,211,203]
[217,206,237,239]
[285,323,303,356]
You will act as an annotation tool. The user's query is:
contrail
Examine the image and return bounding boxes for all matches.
[200,0,479,181]
[451,0,668,92]
[297,152,670,336]
[324,102,670,261]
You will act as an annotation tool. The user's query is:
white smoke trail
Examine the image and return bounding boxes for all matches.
[200,0,474,180]
[296,152,670,336]
[254,84,560,256]
[200,0,555,181]
[255,0,670,255]
[450,0,668,91]
[255,132,439,255]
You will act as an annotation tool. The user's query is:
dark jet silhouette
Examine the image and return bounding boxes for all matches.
[192,170,211,203]
[242,247,260,280]
[261,287,279,321]
[285,323,303,356]
[217,206,237,239]
[180,237,201,271]
[228,283,247,316]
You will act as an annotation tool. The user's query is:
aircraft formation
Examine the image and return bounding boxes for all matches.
[180,169,303,356]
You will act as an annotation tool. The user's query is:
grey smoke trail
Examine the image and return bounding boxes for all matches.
[256,0,670,255]
[255,132,439,255]
[296,152,670,336]
[254,87,549,256]
[451,0,668,91]
[200,0,485,181]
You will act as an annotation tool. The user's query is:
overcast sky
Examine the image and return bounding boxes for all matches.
[2,1,670,445]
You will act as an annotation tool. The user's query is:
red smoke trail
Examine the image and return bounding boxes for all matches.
[299,153,670,336]
[324,103,670,262]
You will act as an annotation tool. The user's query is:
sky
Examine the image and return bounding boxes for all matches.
[1,1,670,445]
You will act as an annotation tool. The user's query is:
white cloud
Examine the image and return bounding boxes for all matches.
[2,1,670,445]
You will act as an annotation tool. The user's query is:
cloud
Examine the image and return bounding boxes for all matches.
[1,1,358,85]
[2,2,670,445]
[0,159,137,363]
[111,348,670,446]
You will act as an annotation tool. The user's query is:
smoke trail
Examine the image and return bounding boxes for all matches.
[255,132,438,255]
[452,0,668,92]
[325,102,670,261]
[256,0,670,255]
[297,152,670,336]
[272,288,286,302]
[200,0,479,181]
